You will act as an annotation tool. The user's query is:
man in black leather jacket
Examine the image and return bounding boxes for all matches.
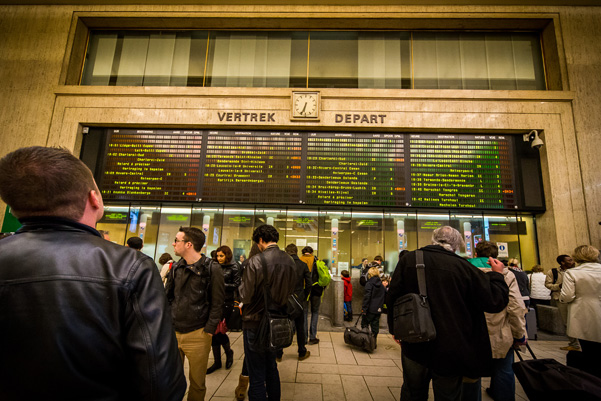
[276,243,312,361]
[165,226,225,401]
[0,146,186,401]
[239,225,296,400]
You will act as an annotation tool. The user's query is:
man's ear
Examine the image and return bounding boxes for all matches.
[89,190,102,209]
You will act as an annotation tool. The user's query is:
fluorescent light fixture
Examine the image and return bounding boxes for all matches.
[159,207,193,214]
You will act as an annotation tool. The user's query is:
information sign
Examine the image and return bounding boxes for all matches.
[92,129,535,210]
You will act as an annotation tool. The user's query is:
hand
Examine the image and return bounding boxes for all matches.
[513,336,527,348]
[488,257,505,273]
[394,338,401,345]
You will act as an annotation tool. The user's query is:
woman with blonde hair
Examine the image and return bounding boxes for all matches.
[560,245,601,377]
[361,263,386,347]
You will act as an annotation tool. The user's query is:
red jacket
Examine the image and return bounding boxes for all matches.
[342,276,353,302]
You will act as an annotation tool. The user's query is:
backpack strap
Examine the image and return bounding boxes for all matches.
[552,268,558,284]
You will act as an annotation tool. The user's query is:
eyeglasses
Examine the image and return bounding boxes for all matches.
[174,238,187,243]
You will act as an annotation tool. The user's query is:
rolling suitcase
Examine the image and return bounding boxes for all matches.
[344,315,376,353]
[526,307,538,340]
[513,343,601,400]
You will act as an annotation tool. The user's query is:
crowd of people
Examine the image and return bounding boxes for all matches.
[0,145,600,401]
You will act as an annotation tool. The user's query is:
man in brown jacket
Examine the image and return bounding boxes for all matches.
[239,225,296,400]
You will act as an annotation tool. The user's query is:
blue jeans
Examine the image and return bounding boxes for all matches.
[400,352,463,401]
[304,295,321,341]
[344,301,353,320]
[488,349,515,401]
[243,328,280,401]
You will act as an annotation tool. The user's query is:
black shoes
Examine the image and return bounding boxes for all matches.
[308,338,320,345]
[206,361,222,374]
[225,349,234,369]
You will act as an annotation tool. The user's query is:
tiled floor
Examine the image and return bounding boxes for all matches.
[182,321,570,401]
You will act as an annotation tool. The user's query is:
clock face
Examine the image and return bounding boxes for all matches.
[293,92,319,118]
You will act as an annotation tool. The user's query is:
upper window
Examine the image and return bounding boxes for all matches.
[81,30,546,90]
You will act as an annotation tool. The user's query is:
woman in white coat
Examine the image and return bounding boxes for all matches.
[559,245,601,378]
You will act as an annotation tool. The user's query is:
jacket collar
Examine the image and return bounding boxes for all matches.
[421,244,460,257]
[17,216,101,237]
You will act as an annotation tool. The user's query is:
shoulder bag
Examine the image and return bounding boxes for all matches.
[392,250,437,343]
[254,253,294,352]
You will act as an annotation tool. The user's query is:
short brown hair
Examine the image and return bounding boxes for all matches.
[572,245,600,264]
[216,245,233,264]
[531,265,544,273]
[475,241,498,258]
[179,226,205,252]
[301,246,314,254]
[0,146,97,220]
[158,253,172,265]
[285,243,298,255]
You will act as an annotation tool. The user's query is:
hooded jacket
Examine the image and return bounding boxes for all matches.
[342,275,353,302]
[0,217,186,401]
[363,275,385,314]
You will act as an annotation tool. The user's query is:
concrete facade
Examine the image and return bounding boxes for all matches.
[1,3,600,271]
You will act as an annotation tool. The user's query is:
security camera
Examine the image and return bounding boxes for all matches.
[523,130,544,150]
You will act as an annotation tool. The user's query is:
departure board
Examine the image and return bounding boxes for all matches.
[201,131,302,203]
[101,129,202,201]
[408,134,516,209]
[305,133,406,206]
[89,129,537,210]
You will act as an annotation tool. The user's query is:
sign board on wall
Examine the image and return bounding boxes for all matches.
[497,242,509,258]
[83,128,545,211]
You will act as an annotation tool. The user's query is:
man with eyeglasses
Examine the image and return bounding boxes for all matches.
[166,227,225,401]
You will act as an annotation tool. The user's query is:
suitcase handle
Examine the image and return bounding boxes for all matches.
[514,342,537,362]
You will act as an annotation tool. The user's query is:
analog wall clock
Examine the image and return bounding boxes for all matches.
[292,91,320,119]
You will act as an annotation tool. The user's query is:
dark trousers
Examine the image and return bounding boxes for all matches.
[243,328,280,401]
[400,353,463,401]
[579,339,601,378]
[276,307,307,358]
[361,312,381,336]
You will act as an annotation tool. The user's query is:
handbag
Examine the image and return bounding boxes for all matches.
[344,314,377,352]
[215,318,228,335]
[286,292,304,320]
[392,250,437,343]
[253,253,294,352]
[227,302,243,332]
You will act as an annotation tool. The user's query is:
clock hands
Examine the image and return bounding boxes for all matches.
[301,102,307,115]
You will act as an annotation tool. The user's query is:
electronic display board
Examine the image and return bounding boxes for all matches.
[306,133,406,206]
[409,134,516,209]
[88,128,541,211]
[201,131,302,203]
[100,129,202,201]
